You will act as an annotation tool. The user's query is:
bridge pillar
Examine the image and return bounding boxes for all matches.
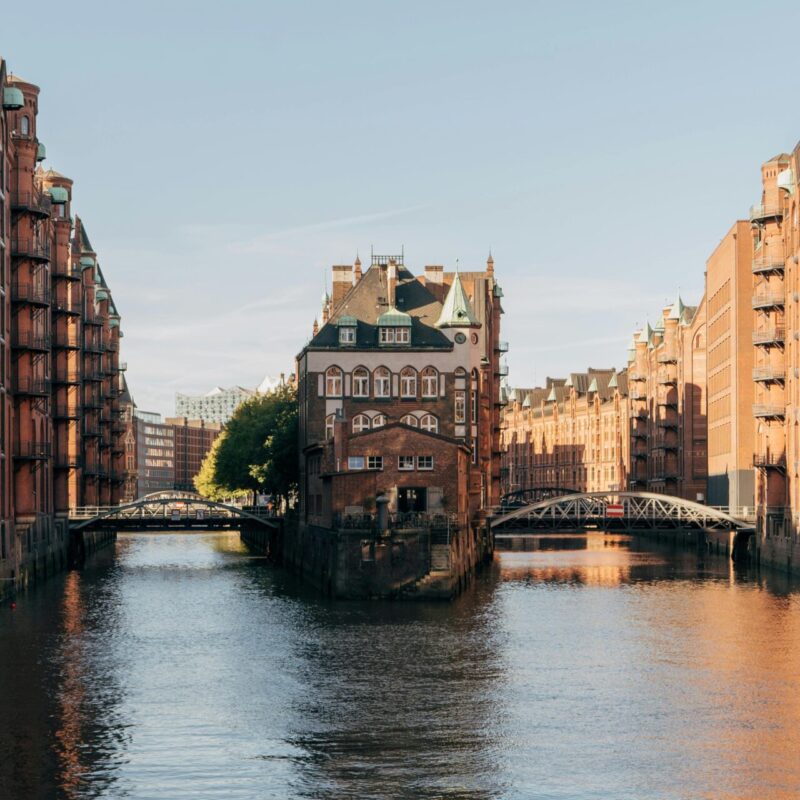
[731,529,755,564]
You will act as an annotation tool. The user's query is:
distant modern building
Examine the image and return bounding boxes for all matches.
[165,417,222,491]
[174,375,285,424]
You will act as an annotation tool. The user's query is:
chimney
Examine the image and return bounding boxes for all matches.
[424,265,444,301]
[331,264,352,312]
[353,254,362,283]
[387,258,397,307]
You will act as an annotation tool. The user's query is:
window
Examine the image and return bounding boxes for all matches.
[325,414,335,440]
[374,367,390,397]
[372,414,386,428]
[20,116,29,136]
[417,456,433,470]
[471,370,479,423]
[367,456,383,470]
[339,327,355,344]
[400,367,417,398]
[471,437,478,464]
[348,456,365,470]
[352,367,369,397]
[401,414,418,427]
[420,414,438,433]
[454,390,466,424]
[398,455,414,471]
[352,414,370,433]
[421,367,438,398]
[326,366,342,396]
[379,327,410,344]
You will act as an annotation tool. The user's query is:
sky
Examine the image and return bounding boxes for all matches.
[3,0,800,414]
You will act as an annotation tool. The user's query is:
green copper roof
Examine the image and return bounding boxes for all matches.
[522,394,531,408]
[109,318,120,328]
[588,377,599,393]
[3,87,24,110]
[337,315,358,326]
[80,256,95,268]
[564,375,573,387]
[508,388,517,402]
[547,386,557,402]
[436,273,480,328]
[48,186,68,204]
[377,307,412,326]
[654,316,665,333]
[493,284,504,298]
[608,372,618,389]
[36,142,46,162]
[96,289,108,301]
[637,323,652,344]
[79,221,93,253]
[668,294,685,320]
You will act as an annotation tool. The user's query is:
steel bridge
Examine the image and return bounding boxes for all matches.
[70,491,279,533]
[491,491,756,561]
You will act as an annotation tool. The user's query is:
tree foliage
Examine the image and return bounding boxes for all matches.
[194,383,299,506]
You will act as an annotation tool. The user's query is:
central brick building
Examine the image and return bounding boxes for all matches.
[295,253,503,597]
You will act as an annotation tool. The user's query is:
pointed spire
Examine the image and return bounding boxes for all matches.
[637,323,652,344]
[587,377,599,393]
[608,371,618,389]
[486,250,494,274]
[435,272,480,327]
[312,318,319,337]
[547,386,557,402]
[668,293,685,320]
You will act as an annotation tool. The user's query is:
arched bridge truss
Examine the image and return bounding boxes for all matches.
[491,491,754,535]
[70,492,279,533]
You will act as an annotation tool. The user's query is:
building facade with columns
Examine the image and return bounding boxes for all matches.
[296,253,503,597]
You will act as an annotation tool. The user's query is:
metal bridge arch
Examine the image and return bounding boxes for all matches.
[70,495,278,532]
[491,491,754,533]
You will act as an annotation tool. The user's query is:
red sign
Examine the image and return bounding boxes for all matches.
[606,503,624,518]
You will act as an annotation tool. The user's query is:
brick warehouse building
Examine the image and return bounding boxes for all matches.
[0,63,129,601]
[296,252,504,597]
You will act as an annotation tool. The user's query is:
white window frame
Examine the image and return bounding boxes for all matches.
[374,367,390,398]
[326,367,342,397]
[420,414,438,433]
[325,414,335,440]
[352,414,370,433]
[395,327,410,344]
[455,390,466,424]
[367,455,383,470]
[379,327,395,344]
[398,455,414,471]
[417,456,433,471]
[339,327,355,345]
[348,456,365,470]
[401,414,418,428]
[352,368,369,397]
[372,414,387,428]
[400,368,417,398]
[421,367,438,398]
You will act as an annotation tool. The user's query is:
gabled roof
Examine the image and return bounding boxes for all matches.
[435,272,480,328]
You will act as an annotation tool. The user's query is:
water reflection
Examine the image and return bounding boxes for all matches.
[1,531,800,799]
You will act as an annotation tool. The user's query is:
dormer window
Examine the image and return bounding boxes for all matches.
[376,307,412,346]
[336,315,357,346]
[379,327,410,345]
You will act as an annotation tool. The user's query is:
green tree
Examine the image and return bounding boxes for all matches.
[194,384,299,507]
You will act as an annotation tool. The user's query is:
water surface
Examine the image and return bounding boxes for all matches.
[1,531,799,799]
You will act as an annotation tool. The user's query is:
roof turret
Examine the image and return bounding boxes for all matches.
[435,272,480,328]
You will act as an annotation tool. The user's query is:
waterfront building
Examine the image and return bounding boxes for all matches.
[296,253,503,597]
[706,221,756,510]
[0,63,130,600]
[165,416,222,491]
[500,369,630,495]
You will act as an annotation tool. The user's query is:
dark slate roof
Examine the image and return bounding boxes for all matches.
[79,220,93,253]
[307,265,452,350]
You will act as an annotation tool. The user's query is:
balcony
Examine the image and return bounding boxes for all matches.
[54,453,82,469]
[495,340,509,353]
[630,391,647,400]
[12,376,51,396]
[52,264,82,280]
[52,370,81,384]
[11,282,51,306]
[752,328,785,346]
[495,364,509,377]
[53,331,81,350]
[631,428,647,439]
[628,371,646,382]
[657,398,678,408]
[83,396,103,409]
[649,471,679,482]
[750,203,784,223]
[111,470,127,483]
[53,404,81,420]
[752,367,785,383]
[657,350,677,363]
[752,404,785,419]
[14,441,51,460]
[11,331,51,352]
[753,453,786,469]
[84,340,105,354]
[84,314,104,327]
[105,340,119,352]
[657,373,677,385]
[752,255,785,274]
[83,424,102,437]
[752,291,785,310]
[11,238,51,262]
[10,190,51,219]
[84,370,104,383]
[84,462,101,476]
[631,409,647,420]
[53,295,81,316]
[657,418,679,429]
[633,450,647,460]
[119,361,128,371]
[655,438,679,451]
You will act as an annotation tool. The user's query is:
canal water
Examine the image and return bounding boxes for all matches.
[2,531,800,800]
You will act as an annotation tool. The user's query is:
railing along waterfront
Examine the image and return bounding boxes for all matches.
[333,511,463,531]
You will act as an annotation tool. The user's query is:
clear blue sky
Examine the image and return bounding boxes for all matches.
[4,1,799,413]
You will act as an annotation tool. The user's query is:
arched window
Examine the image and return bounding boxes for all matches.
[400,367,417,398]
[421,367,438,398]
[401,414,418,427]
[372,414,387,428]
[352,414,370,433]
[20,116,29,135]
[325,366,342,397]
[374,367,390,398]
[420,414,438,433]
[325,414,335,440]
[352,367,369,397]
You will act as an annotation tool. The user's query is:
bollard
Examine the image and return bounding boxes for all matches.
[376,495,389,536]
